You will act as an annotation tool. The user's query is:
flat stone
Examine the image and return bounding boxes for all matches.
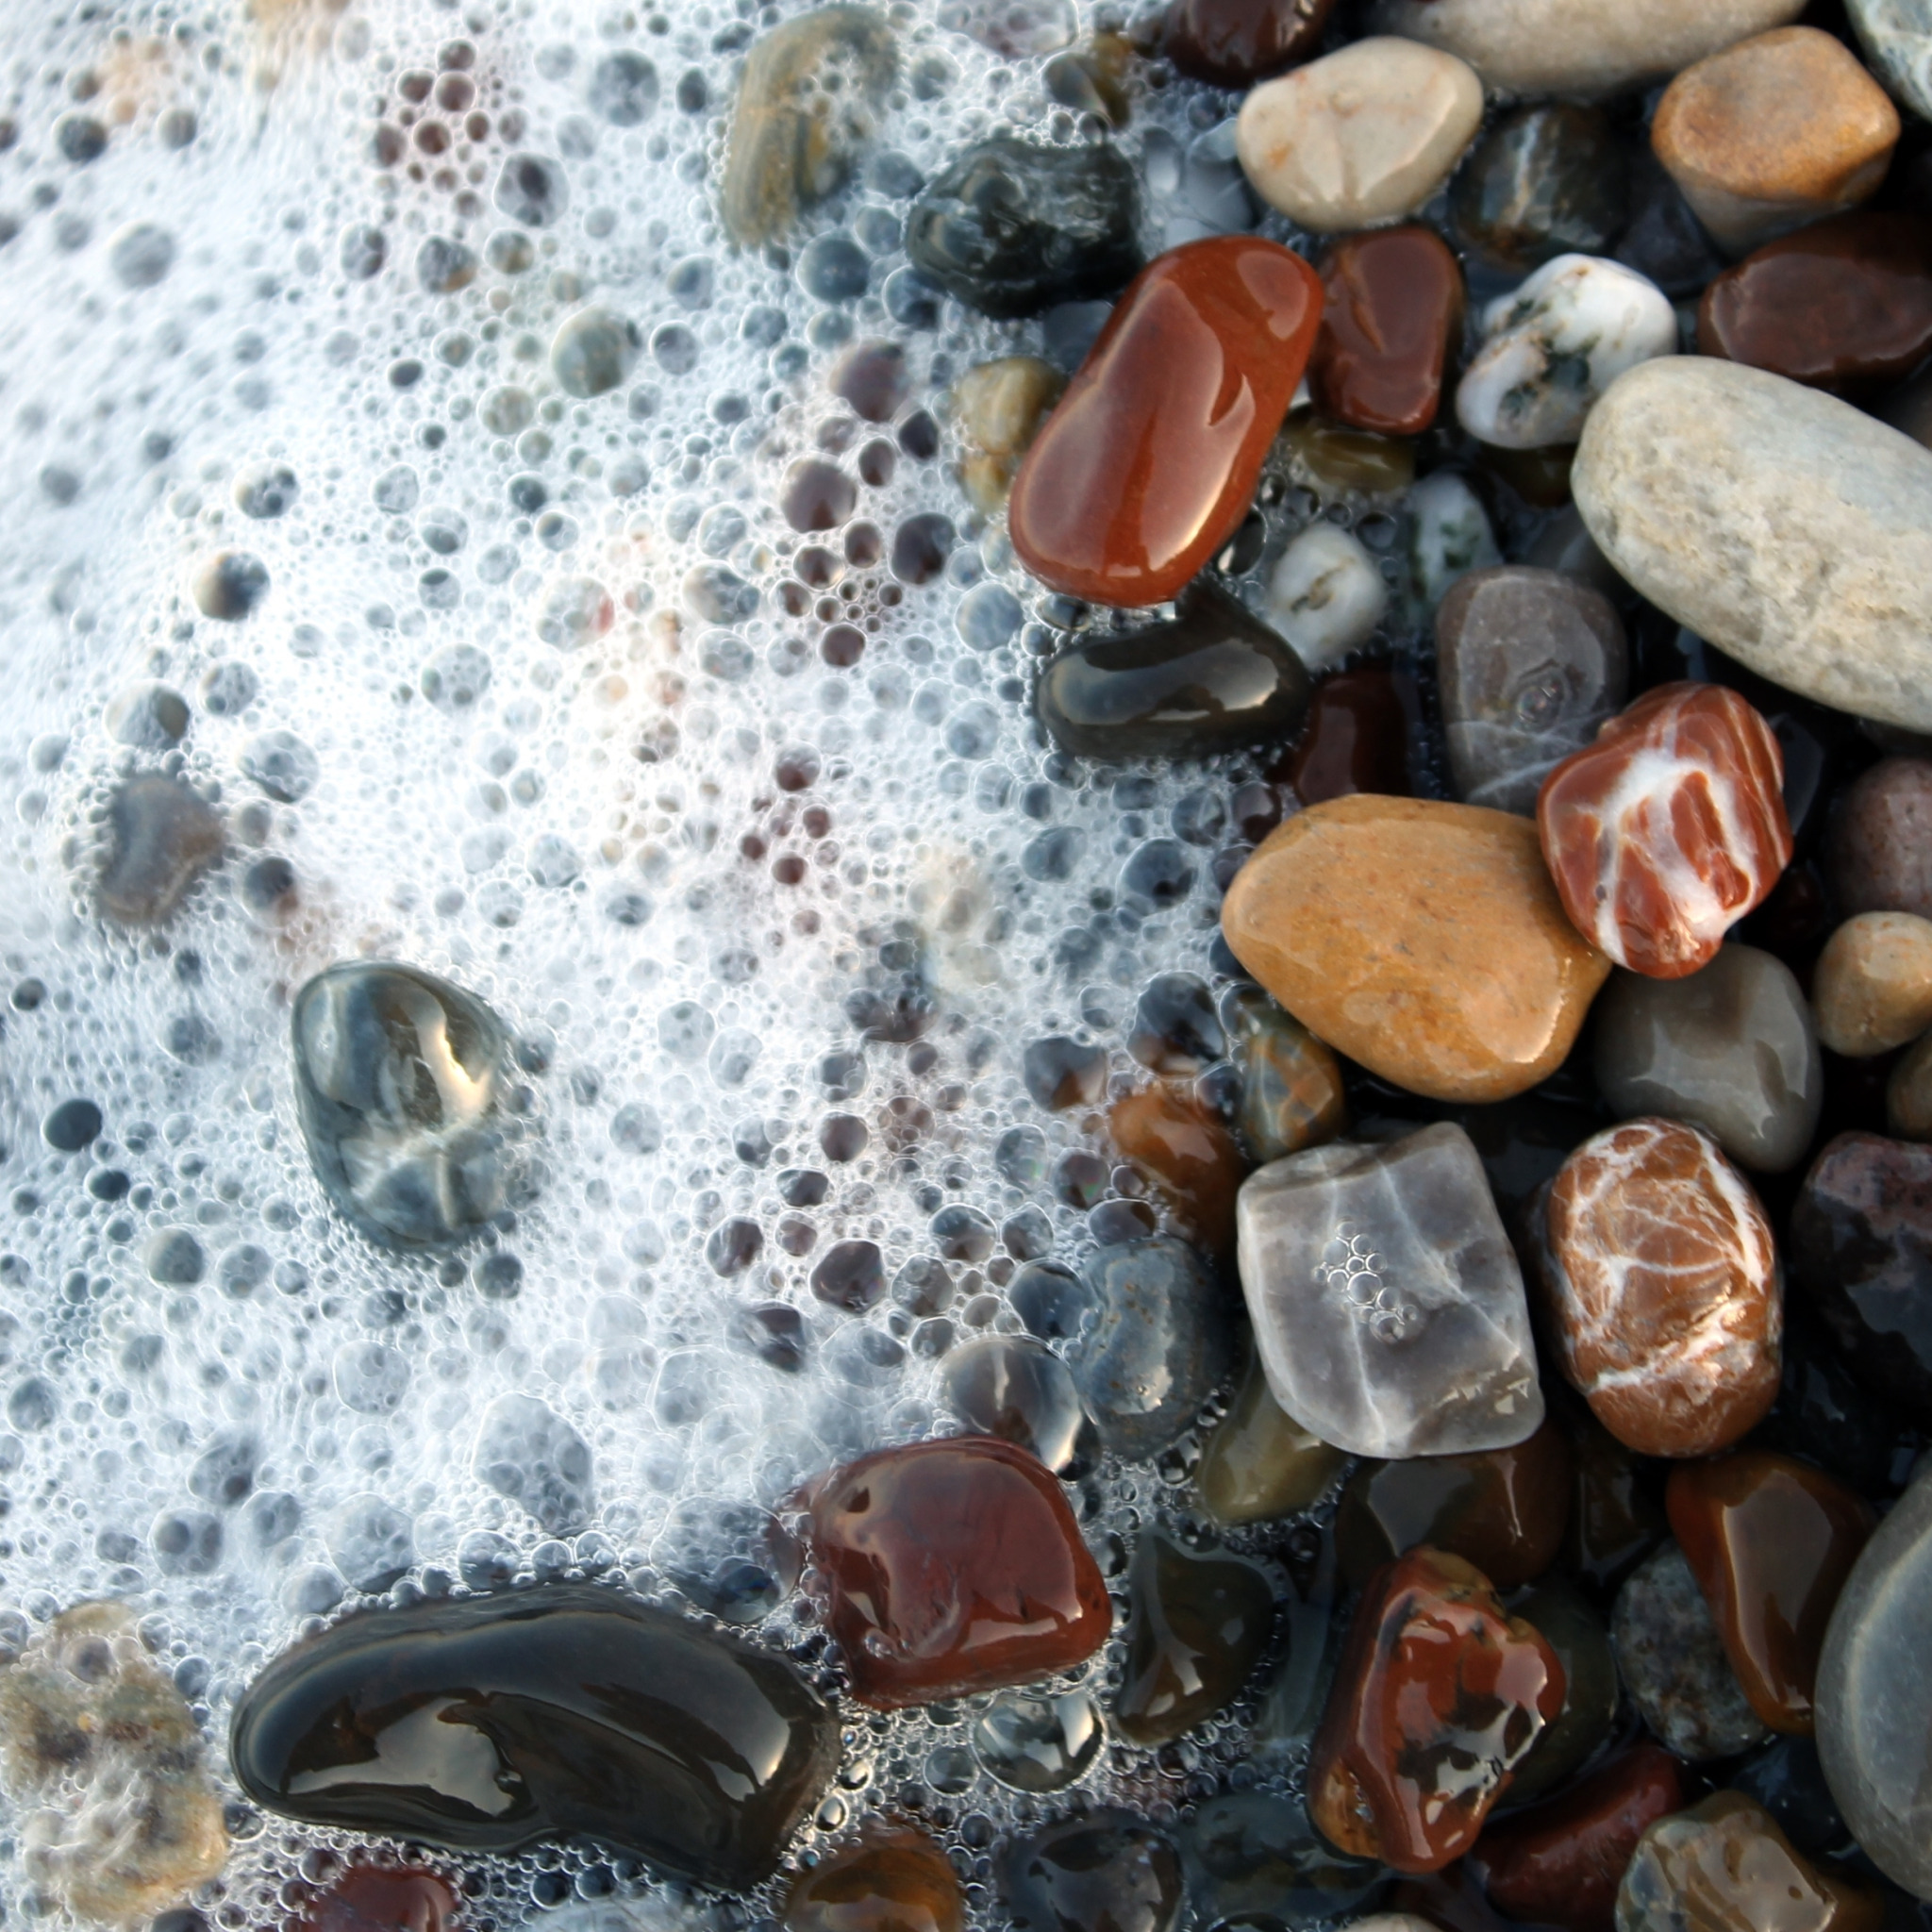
[1452,105,1630,274]
[785,1828,963,1932]
[1222,795,1610,1105]
[97,774,224,924]
[1369,0,1808,100]
[1161,0,1334,86]
[1849,0,1932,125]
[1815,1462,1932,1901]
[1195,1348,1346,1525]
[1573,358,1932,734]
[1652,28,1898,257]
[1235,38,1484,235]
[1237,1123,1543,1459]
[1539,1118,1782,1459]
[1457,255,1676,452]
[1010,238,1321,608]
[1436,564,1627,815]
[950,357,1062,513]
[1263,525,1390,673]
[1114,1530,1274,1744]
[1309,226,1464,437]
[1591,944,1822,1173]
[1827,758,1932,917]
[1813,911,1932,1056]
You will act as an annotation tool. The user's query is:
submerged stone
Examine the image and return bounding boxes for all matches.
[1451,105,1629,273]
[295,1867,457,1932]
[1003,1814,1185,1932]
[941,1335,1086,1472]
[98,774,223,925]
[1161,0,1335,87]
[784,1828,963,1932]
[1225,990,1347,1165]
[1180,1791,1383,1930]
[1612,1541,1768,1762]
[1195,1348,1345,1526]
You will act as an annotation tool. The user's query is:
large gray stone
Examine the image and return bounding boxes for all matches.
[1849,1,1932,125]
[1574,358,1932,733]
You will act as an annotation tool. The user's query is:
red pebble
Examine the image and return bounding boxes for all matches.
[805,1435,1111,1708]
[1309,226,1465,437]
[1308,1545,1565,1874]
[1537,681,1792,978]
[1475,1744,1685,1932]
[296,1868,458,1932]
[1009,237,1323,608]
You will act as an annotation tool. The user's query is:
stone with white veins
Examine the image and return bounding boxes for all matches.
[1457,255,1676,452]
[1848,0,1932,126]
[1575,358,1932,734]
[1235,1124,1542,1459]
[1264,524,1389,673]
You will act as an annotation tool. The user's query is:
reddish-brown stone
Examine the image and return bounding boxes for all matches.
[805,1436,1111,1708]
[1160,0,1336,88]
[1665,1450,1876,1736]
[1539,1118,1782,1459]
[1539,681,1792,979]
[1009,237,1323,608]
[1308,227,1464,438]
[296,1868,458,1932]
[784,1828,964,1932]
[1475,1743,1686,1932]
[1108,1079,1248,1257]
[1275,664,1419,807]
[1308,1546,1565,1874]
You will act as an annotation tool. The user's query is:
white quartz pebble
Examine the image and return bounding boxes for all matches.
[1264,524,1388,673]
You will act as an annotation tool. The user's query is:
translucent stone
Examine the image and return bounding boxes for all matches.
[973,1690,1105,1791]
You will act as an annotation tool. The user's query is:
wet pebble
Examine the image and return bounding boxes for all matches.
[1114,1529,1274,1744]
[97,774,223,925]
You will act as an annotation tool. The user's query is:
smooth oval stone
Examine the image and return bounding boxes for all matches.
[1009,237,1322,608]
[1816,1462,1932,1900]
[805,1435,1110,1706]
[1574,358,1932,734]
[1226,988,1348,1164]
[1505,1576,1621,1807]
[1223,795,1611,1106]
[1813,911,1932,1056]
[1109,1080,1246,1257]
[1828,758,1932,919]
[941,1335,1086,1473]
[1311,1546,1564,1873]
[1263,527,1391,675]
[1452,105,1629,274]
[1196,1348,1345,1525]
[296,1867,456,1932]
[1850,0,1932,124]
[721,8,896,246]
[952,356,1063,513]
[97,774,224,924]
[1161,0,1335,86]
[1309,227,1463,437]
[1667,1451,1874,1738]
[1069,1237,1234,1459]
[1700,213,1932,392]
[1038,581,1312,761]
[972,1690,1105,1792]
[1592,944,1822,1174]
[291,962,531,1249]
[228,1586,837,1887]
[1115,1529,1274,1745]
[1003,1814,1184,1932]
[905,135,1140,321]
[785,1828,963,1932]
[1437,565,1627,816]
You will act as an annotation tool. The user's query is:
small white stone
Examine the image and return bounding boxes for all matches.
[1264,524,1389,673]
[1236,36,1484,234]
[1456,255,1676,451]
[1407,472,1500,615]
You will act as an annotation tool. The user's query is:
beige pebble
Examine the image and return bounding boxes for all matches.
[949,356,1064,514]
[1889,1030,1932,1140]
[1236,37,1484,236]
[1814,912,1932,1057]
[1652,27,1899,255]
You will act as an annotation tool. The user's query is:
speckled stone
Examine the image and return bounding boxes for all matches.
[1813,911,1932,1057]
[1827,758,1932,918]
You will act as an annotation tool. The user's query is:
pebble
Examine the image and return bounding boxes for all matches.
[1237,1124,1543,1459]
[1698,213,1932,392]
[1573,358,1932,734]
[1452,106,1630,274]
[904,135,1141,320]
[291,962,531,1250]
[1235,38,1484,235]
[1195,1348,1346,1525]
[1888,1030,1932,1139]
[1814,912,1932,1055]
[1108,1080,1245,1257]
[1667,1450,1874,1736]
[1614,1541,1771,1760]
[1815,1461,1932,1901]
[1848,0,1932,124]
[1504,1576,1622,1806]
[805,1436,1109,1705]
[1009,238,1322,608]
[97,774,224,924]
[1222,795,1610,1105]
[1309,226,1464,437]
[1826,758,1932,917]
[1652,28,1898,257]
[1456,255,1677,452]
[230,1587,837,1886]
[1540,1119,1782,1458]
[973,1690,1105,1791]
[1282,416,1415,499]
[1436,564,1628,815]
[1309,1546,1563,1873]
[1262,525,1390,672]
[1225,986,1348,1163]
[720,8,896,246]
[1369,0,1809,99]
[1114,1529,1274,1744]
[1285,669,1419,810]
[784,1828,963,1932]
[297,1868,457,1932]
[1161,0,1336,87]
[1003,1815,1184,1932]
[941,1334,1086,1472]
[1591,944,1822,1174]
[1407,470,1502,614]
[949,356,1063,514]
[1182,1793,1383,1929]
[0,1603,227,1926]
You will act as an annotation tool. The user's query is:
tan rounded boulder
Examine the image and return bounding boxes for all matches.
[1221,795,1611,1104]
[1814,911,1932,1057]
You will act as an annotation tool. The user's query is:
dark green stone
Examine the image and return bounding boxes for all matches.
[1115,1530,1274,1744]
[1450,106,1629,274]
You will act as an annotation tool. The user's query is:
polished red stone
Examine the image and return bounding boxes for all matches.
[1475,1744,1686,1932]
[1538,681,1792,978]
[1008,237,1323,608]
[1161,0,1336,88]
[296,1867,458,1932]
[1698,212,1932,394]
[1275,663,1420,806]
[805,1435,1111,1708]
[1665,1449,1876,1736]
[1308,227,1465,438]
[1309,1546,1565,1874]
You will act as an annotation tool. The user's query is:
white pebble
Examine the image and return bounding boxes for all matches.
[1265,524,1389,673]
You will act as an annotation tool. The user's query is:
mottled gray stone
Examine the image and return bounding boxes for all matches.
[1613,1541,1769,1761]
[1235,1124,1542,1459]
[1593,943,1823,1174]
[1849,0,1932,125]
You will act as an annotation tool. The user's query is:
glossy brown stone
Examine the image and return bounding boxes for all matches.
[1665,1450,1875,1736]
[297,1867,458,1932]
[805,1435,1111,1708]
[1308,227,1464,438]
[1826,757,1932,920]
[1698,214,1932,393]
[1336,1415,1574,1591]
[1276,664,1418,808]
[784,1828,964,1932]
[1195,1347,1346,1525]
[1161,0,1336,87]
[1009,237,1324,608]
[1108,1079,1247,1257]
[1308,1546,1565,1874]
[1475,1744,1685,1932]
